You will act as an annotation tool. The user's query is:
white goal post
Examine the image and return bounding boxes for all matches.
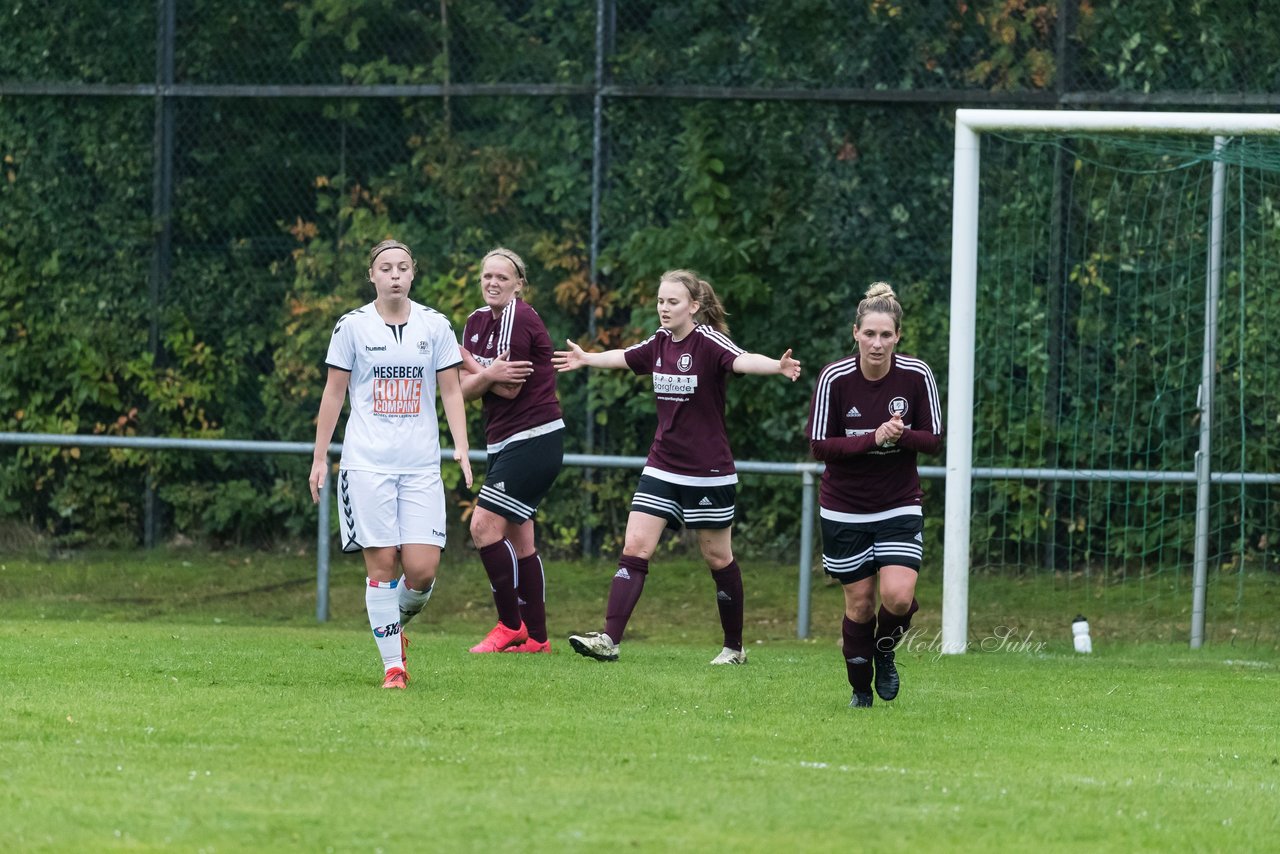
[942,109,1280,654]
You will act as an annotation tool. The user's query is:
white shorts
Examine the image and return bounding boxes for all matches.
[338,469,447,553]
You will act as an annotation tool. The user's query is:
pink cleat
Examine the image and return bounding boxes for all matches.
[502,637,552,654]
[382,667,408,689]
[469,621,529,653]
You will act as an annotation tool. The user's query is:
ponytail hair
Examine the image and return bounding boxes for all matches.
[854,281,902,332]
[661,269,730,334]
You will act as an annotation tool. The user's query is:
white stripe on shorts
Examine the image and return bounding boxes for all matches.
[684,507,735,523]
[875,542,923,562]
[632,493,683,519]
[479,484,536,519]
[823,546,875,575]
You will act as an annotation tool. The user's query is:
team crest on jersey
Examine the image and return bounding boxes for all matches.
[677,353,693,373]
[416,340,429,355]
[888,397,908,417]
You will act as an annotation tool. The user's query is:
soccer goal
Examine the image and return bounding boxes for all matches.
[942,110,1280,653]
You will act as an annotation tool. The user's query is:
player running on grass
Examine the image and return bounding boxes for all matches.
[806,281,942,708]
[309,239,472,689]
[457,247,565,654]
[553,269,801,665]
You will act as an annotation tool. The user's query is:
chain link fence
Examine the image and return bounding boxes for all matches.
[4,1,1279,555]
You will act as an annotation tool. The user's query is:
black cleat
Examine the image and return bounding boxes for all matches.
[873,649,900,701]
[849,689,874,708]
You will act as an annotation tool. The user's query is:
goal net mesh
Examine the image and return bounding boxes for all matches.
[968,132,1280,643]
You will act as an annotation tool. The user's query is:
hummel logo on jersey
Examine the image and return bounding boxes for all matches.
[698,496,712,506]
[716,590,732,602]
[847,406,862,417]
[492,481,506,491]
[614,567,631,580]
[366,345,387,352]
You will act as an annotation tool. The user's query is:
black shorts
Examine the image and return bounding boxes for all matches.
[475,429,564,523]
[630,474,736,530]
[820,512,924,584]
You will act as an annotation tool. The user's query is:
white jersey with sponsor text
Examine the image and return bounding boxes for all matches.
[325,300,463,474]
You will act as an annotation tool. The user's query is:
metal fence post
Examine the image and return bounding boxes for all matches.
[316,458,332,623]
[797,468,815,639]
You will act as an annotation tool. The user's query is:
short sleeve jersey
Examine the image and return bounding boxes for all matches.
[806,353,942,515]
[325,300,463,474]
[623,325,743,484]
[461,300,563,446]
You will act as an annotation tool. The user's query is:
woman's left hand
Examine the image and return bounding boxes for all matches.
[455,448,473,489]
[778,349,802,381]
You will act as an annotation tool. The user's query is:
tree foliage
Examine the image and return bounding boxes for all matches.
[2,1,1278,570]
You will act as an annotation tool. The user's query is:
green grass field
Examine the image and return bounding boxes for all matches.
[2,549,1278,851]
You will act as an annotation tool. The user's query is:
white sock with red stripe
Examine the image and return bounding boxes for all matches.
[366,578,403,673]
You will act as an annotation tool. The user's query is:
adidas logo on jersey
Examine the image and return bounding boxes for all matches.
[614,567,631,580]
[847,406,862,417]
[470,334,479,342]
[698,496,712,506]
[492,481,506,491]
[915,532,924,543]
[655,357,662,367]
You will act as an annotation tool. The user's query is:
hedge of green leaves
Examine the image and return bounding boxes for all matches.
[3,1,1279,568]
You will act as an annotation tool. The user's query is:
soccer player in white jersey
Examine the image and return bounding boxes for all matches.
[458,247,565,654]
[553,269,801,665]
[309,239,473,689]
[806,282,942,708]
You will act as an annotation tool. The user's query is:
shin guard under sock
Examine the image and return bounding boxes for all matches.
[710,560,744,651]
[843,616,875,691]
[603,555,649,643]
[516,553,547,643]
[478,539,522,630]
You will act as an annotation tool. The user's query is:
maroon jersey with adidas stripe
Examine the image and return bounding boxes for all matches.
[462,299,562,445]
[807,353,943,515]
[623,325,744,483]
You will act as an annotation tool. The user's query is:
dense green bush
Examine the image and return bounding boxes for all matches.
[2,2,1278,570]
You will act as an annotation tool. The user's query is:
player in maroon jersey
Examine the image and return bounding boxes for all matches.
[806,281,942,707]
[553,269,801,664]
[457,247,565,654]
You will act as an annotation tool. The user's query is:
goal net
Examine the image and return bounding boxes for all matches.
[943,111,1280,652]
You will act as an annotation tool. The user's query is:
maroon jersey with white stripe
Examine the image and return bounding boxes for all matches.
[462,299,562,445]
[623,325,744,482]
[807,353,943,515]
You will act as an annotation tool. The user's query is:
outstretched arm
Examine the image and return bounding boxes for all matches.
[309,367,350,503]
[437,366,473,489]
[732,348,802,381]
[552,339,629,372]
